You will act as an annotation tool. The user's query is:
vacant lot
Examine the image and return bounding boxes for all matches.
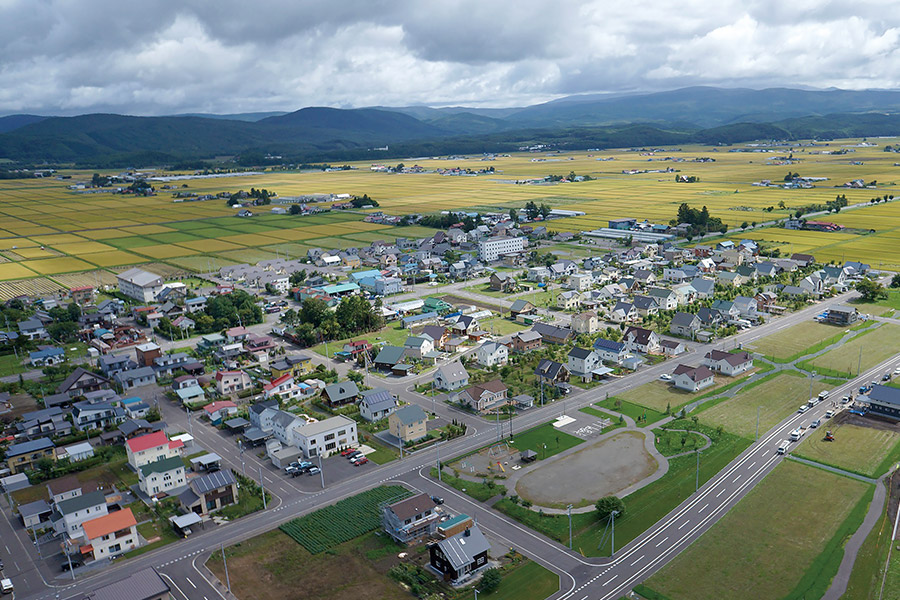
[516,431,657,507]
[794,421,900,478]
[807,323,900,377]
[645,460,872,600]
[747,320,854,361]
[615,375,746,413]
[698,371,831,438]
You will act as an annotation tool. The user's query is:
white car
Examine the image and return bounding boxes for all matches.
[808,397,818,406]
[798,404,810,413]
[659,374,672,381]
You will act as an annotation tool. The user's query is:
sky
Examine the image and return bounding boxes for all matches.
[1,0,899,116]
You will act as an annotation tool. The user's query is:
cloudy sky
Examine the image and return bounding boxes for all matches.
[1,0,899,116]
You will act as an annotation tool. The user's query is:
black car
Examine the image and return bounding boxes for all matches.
[430,495,444,505]
[61,560,82,572]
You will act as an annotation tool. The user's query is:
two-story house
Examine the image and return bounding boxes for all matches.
[382,493,440,544]
[359,388,398,422]
[476,341,508,367]
[567,348,601,381]
[126,431,185,469]
[388,404,428,444]
[215,370,252,395]
[433,361,470,391]
[456,380,509,412]
[139,456,186,497]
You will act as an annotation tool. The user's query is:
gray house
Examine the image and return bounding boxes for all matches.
[433,361,469,391]
[670,312,701,337]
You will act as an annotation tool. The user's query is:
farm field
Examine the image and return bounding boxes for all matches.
[805,323,900,377]
[643,460,872,600]
[698,371,831,439]
[793,420,900,478]
[746,320,860,361]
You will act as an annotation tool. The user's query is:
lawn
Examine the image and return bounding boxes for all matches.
[0,352,25,377]
[614,377,745,413]
[597,398,668,425]
[495,421,750,557]
[794,422,900,478]
[480,316,528,336]
[643,460,872,600]
[310,323,410,358]
[697,371,831,439]
[746,320,860,362]
[463,283,516,299]
[651,428,708,457]
[579,406,626,431]
[843,479,892,600]
[804,323,900,378]
[482,560,559,600]
[508,422,584,460]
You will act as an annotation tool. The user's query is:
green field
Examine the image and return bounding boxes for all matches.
[805,323,900,377]
[597,398,668,425]
[698,371,831,439]
[508,422,583,460]
[482,560,559,600]
[644,460,872,600]
[747,320,860,362]
[615,377,745,413]
[794,422,900,478]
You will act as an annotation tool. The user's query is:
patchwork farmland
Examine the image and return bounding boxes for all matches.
[3,137,900,290]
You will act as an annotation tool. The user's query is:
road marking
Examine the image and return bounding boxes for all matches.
[733,475,741,482]
[603,574,618,586]
[678,521,689,530]
[186,577,197,589]
[699,503,708,512]
[716,488,726,497]
[749,461,756,469]
[655,537,668,547]
[630,556,643,566]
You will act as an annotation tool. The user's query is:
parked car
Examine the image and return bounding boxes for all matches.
[340,448,358,457]
[883,372,892,381]
[347,451,363,460]
[308,466,321,476]
[352,457,369,466]
[659,374,672,381]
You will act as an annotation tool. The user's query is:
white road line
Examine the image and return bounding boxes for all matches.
[630,556,643,566]
[678,521,689,530]
[603,575,618,586]
[186,577,197,588]
[732,475,742,482]
[749,461,756,469]
[655,537,668,547]
[699,503,708,513]
[264,476,274,483]
[716,488,726,497]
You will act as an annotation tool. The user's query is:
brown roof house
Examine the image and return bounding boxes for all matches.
[455,380,509,413]
[672,364,715,392]
[381,492,440,543]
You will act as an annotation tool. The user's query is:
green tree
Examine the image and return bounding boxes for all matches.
[595,496,626,520]
[856,278,888,302]
[480,568,502,593]
[890,274,900,288]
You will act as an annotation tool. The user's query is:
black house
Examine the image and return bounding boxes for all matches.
[429,525,490,582]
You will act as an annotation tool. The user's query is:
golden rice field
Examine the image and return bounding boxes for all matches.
[1,137,900,287]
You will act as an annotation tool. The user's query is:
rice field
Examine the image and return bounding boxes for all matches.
[1,138,900,289]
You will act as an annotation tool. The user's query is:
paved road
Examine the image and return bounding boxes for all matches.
[3,285,884,600]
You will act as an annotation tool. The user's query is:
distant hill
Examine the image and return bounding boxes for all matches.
[172,111,288,122]
[5,87,900,165]
[0,114,46,134]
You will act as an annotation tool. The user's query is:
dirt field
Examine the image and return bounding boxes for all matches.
[516,431,657,507]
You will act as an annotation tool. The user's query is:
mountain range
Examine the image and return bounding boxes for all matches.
[4,87,900,166]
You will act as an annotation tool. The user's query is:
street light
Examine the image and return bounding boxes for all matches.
[567,504,573,549]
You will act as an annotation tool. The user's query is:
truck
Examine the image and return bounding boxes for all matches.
[789,427,806,442]
[1,578,13,594]
[777,440,790,455]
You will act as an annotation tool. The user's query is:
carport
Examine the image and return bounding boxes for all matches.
[224,417,249,433]
[242,427,271,446]
[170,512,203,536]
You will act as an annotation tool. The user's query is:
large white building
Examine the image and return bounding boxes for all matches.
[292,415,357,458]
[117,268,164,302]
[477,237,526,262]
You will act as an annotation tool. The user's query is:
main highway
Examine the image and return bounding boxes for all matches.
[3,286,888,600]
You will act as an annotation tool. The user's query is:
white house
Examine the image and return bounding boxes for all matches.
[292,415,357,458]
[672,364,716,392]
[116,268,164,303]
[567,347,601,379]
[557,290,582,311]
[125,431,184,469]
[571,311,599,335]
[138,456,186,497]
[53,491,108,540]
[358,389,398,422]
[80,508,139,560]
[476,341,509,367]
[622,326,660,354]
[434,361,470,391]
[703,350,754,376]
[567,273,593,292]
[593,338,628,365]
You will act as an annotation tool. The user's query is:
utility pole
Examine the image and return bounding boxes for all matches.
[258,465,267,510]
[695,448,700,492]
[221,542,231,592]
[436,442,442,482]
[238,439,245,478]
[858,346,862,377]
[567,504,573,549]
[611,510,618,557]
[318,453,325,489]
[756,406,760,442]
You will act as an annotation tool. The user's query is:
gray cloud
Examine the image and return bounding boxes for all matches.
[0,0,899,115]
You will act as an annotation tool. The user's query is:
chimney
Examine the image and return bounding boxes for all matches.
[464,528,470,537]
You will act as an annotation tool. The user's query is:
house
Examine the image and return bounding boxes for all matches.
[184,296,208,314]
[115,366,156,390]
[382,493,440,544]
[30,346,65,367]
[98,354,136,377]
[660,339,686,356]
[697,307,724,328]
[126,431,183,470]
[420,326,450,351]
[609,301,639,324]
[5,438,55,474]
[509,330,542,353]
[647,287,678,311]
[52,490,108,540]
[322,381,360,407]
[70,285,94,305]
[134,343,162,368]
[178,470,238,517]
[632,295,659,318]
[860,385,900,420]
[593,338,628,365]
[690,277,716,299]
[489,272,515,292]
[175,385,205,406]
[56,367,111,398]
[732,295,759,319]
[450,315,479,336]
[18,500,52,529]
[756,291,779,313]
[215,370,252,395]
[672,364,715,392]
[292,415,358,458]
[571,311,599,335]
[791,253,816,267]
[203,400,238,425]
[434,361,470,391]
[18,317,48,340]
[531,322,573,345]
[457,380,509,412]
[568,347,601,380]
[476,341,508,367]
[389,404,429,444]
[72,399,125,431]
[622,326,660,354]
[118,419,161,440]
[60,441,95,462]
[16,406,71,439]
[270,354,314,378]
[710,300,740,320]
[826,305,859,326]
[359,388,398,422]
[670,312,701,338]
[81,508,139,560]
[534,359,570,384]
[374,346,407,370]
[117,268,164,302]
[703,350,754,376]
[567,273,593,291]
[139,456,186,497]
[430,525,491,583]
[557,290,582,311]
[404,335,435,360]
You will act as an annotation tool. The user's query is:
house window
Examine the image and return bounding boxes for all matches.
[324,433,335,441]
[338,429,346,436]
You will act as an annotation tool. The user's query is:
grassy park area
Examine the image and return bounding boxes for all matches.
[643,460,873,600]
[803,323,900,378]
[597,398,668,425]
[746,320,864,362]
[508,422,583,460]
[794,421,900,478]
[698,371,831,439]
